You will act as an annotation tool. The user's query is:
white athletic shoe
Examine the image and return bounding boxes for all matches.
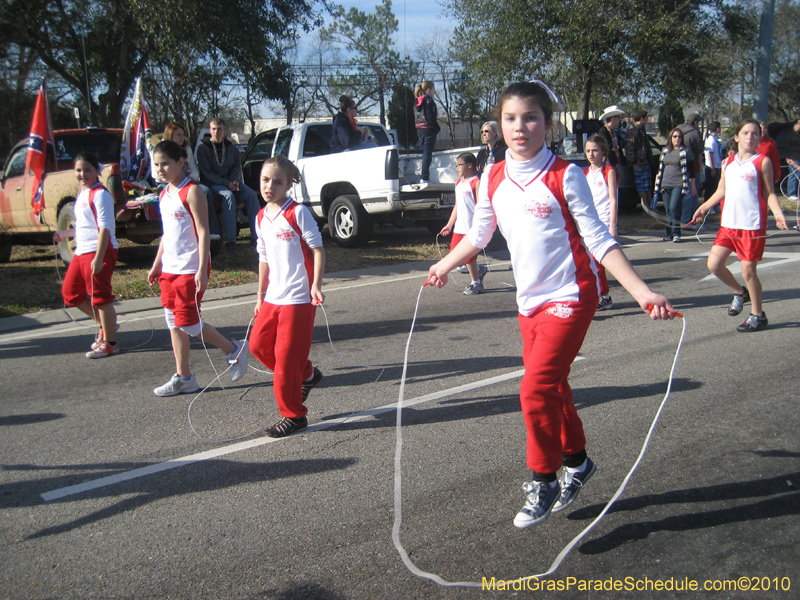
[456,265,469,274]
[225,339,249,382]
[154,373,200,397]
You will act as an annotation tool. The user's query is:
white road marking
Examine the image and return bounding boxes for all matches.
[701,251,800,281]
[41,368,527,501]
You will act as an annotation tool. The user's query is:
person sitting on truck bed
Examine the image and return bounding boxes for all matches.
[154,123,221,241]
[330,96,368,153]
[196,117,261,251]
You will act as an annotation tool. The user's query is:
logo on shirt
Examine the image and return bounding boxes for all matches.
[275,228,295,242]
[523,199,553,218]
[741,171,755,182]
[172,210,186,220]
[546,303,574,319]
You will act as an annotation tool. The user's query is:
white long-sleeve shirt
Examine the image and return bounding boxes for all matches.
[469,145,618,315]
[75,183,118,256]
[256,198,323,305]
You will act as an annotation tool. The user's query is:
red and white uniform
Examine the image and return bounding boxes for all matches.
[255,198,323,305]
[159,177,202,274]
[720,154,768,231]
[471,147,617,316]
[250,198,323,421]
[583,164,614,229]
[714,153,769,262]
[62,183,118,308]
[74,183,118,256]
[471,145,619,476]
[453,175,480,234]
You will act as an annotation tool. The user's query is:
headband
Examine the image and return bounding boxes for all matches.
[529,79,564,111]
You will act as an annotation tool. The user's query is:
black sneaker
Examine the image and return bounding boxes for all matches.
[737,312,768,332]
[513,480,560,529]
[301,367,323,403]
[552,458,597,513]
[264,416,308,438]
[728,288,750,316]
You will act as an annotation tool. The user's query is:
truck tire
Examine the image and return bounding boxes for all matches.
[328,195,373,248]
[0,231,12,263]
[57,201,77,265]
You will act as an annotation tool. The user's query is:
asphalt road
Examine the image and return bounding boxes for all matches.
[1,224,799,600]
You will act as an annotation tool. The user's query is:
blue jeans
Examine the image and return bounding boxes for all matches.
[210,183,260,243]
[681,192,698,227]
[419,133,437,181]
[662,187,684,238]
[788,163,800,197]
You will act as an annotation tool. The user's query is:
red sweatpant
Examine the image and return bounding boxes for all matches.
[249,302,316,419]
[518,298,596,474]
[596,263,609,296]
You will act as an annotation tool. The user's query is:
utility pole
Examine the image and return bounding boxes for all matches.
[753,0,775,122]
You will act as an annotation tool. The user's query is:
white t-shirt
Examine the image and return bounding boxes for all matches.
[720,154,767,231]
[583,164,614,229]
[160,177,202,274]
[469,145,617,316]
[75,183,118,256]
[453,175,479,234]
[705,134,722,168]
[256,198,323,305]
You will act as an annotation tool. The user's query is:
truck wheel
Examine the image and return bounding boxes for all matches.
[0,232,12,263]
[57,201,77,265]
[328,195,373,248]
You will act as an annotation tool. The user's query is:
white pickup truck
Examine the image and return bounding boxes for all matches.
[240,122,481,247]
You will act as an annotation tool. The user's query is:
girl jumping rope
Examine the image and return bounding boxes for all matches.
[427,81,676,529]
[250,156,325,438]
[583,134,618,311]
[148,140,249,397]
[690,119,788,332]
[60,152,120,358]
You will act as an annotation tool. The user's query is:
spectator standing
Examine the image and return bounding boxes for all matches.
[625,109,653,208]
[756,122,781,186]
[196,117,261,252]
[414,81,440,184]
[476,121,507,174]
[597,105,626,171]
[677,114,704,225]
[654,128,696,243]
[704,121,723,199]
[785,118,800,200]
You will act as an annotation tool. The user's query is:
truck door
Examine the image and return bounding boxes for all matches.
[0,145,33,231]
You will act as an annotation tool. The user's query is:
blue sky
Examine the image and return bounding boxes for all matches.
[334,0,458,49]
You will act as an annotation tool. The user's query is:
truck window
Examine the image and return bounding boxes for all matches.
[3,146,28,179]
[55,133,121,168]
[303,125,332,157]
[248,130,276,164]
[274,129,294,158]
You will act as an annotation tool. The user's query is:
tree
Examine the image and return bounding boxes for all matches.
[3,0,326,127]
[770,0,800,120]
[324,0,410,126]
[447,0,729,119]
[387,84,417,147]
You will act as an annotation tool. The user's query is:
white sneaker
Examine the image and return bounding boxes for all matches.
[456,265,469,274]
[209,233,221,241]
[478,264,488,281]
[225,339,249,382]
[154,373,200,397]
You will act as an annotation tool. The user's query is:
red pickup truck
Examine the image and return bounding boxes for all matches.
[0,128,162,263]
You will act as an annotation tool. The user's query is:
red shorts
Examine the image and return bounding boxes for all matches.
[450,232,476,264]
[159,273,205,327]
[62,247,118,308]
[713,227,766,262]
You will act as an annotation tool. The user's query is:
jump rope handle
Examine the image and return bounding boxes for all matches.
[648,304,684,318]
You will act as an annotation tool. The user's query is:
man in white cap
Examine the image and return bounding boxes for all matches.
[598,105,626,171]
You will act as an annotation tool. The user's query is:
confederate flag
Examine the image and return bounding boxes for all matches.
[26,82,55,220]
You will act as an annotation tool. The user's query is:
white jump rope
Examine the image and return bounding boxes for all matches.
[392,283,686,586]
[53,238,155,351]
[186,293,386,443]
